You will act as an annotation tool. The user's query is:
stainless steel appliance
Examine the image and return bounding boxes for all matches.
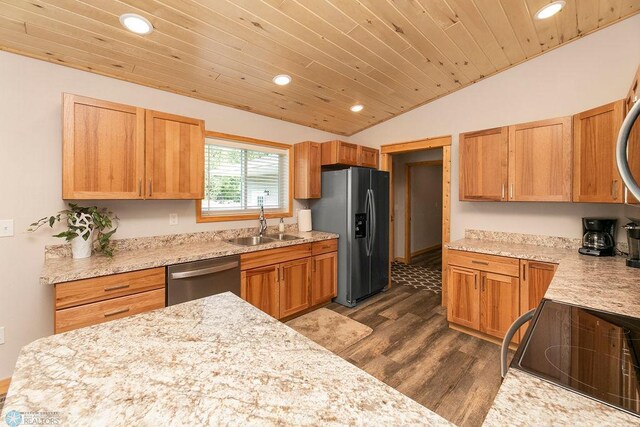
[625,221,640,268]
[167,255,241,306]
[617,92,640,203]
[505,299,640,417]
[310,167,389,307]
[578,217,617,257]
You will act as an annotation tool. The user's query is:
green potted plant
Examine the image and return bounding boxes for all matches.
[29,203,118,259]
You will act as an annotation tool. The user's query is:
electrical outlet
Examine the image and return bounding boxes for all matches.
[0,327,5,345]
[169,213,178,226]
[0,220,14,237]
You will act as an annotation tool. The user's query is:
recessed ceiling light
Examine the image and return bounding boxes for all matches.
[534,1,565,20]
[119,13,154,35]
[272,74,292,86]
[350,104,364,113]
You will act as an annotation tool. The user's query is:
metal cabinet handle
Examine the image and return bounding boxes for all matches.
[474,275,478,290]
[104,284,130,292]
[148,179,153,197]
[170,261,239,280]
[138,178,142,197]
[501,183,505,200]
[612,180,618,200]
[510,183,514,200]
[471,260,489,265]
[481,276,485,292]
[104,307,130,317]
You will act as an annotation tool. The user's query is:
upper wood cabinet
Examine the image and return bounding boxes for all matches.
[357,146,380,168]
[63,94,145,199]
[508,117,572,202]
[145,110,204,199]
[62,94,205,200]
[573,101,624,203]
[459,127,508,201]
[322,140,359,166]
[294,141,322,199]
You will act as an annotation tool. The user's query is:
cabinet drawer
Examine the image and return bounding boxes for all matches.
[312,239,338,255]
[448,250,519,277]
[55,268,166,309]
[240,243,312,270]
[55,288,165,333]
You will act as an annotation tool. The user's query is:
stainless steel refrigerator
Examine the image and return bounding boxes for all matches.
[310,167,389,307]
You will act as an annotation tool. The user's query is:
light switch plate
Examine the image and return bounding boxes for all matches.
[169,214,178,226]
[0,220,14,237]
[0,327,5,345]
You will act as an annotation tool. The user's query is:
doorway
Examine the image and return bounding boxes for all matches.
[380,136,451,303]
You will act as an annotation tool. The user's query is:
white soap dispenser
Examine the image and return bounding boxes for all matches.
[278,218,285,233]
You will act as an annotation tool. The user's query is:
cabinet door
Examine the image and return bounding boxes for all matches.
[358,146,379,169]
[294,141,321,199]
[573,101,624,203]
[520,260,556,313]
[241,266,280,318]
[459,127,508,201]
[480,272,520,342]
[279,258,312,318]
[508,117,572,201]
[62,94,145,199]
[311,252,337,305]
[447,266,480,330]
[337,141,359,165]
[145,110,204,199]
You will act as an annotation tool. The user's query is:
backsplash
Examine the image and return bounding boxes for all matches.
[45,224,299,259]
[465,229,629,253]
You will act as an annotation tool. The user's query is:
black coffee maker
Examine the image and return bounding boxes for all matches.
[578,218,617,257]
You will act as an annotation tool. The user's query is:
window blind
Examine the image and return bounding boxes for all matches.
[202,137,289,216]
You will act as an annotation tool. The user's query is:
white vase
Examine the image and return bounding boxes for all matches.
[71,232,93,259]
[69,212,94,259]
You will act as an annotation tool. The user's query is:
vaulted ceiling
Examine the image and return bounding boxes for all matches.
[0,1,638,135]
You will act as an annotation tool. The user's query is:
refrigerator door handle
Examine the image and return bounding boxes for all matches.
[369,188,377,255]
[364,189,372,256]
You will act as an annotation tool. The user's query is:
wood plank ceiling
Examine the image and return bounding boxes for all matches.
[0,1,637,136]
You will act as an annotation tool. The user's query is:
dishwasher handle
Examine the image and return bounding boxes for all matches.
[170,261,239,280]
[501,308,535,378]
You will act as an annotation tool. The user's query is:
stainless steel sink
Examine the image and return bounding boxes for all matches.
[264,234,303,241]
[226,236,277,246]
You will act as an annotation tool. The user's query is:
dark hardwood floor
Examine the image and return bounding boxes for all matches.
[326,286,504,427]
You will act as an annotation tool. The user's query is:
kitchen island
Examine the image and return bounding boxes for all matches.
[0,293,450,426]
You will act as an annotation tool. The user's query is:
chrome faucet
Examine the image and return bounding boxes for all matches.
[258,205,267,236]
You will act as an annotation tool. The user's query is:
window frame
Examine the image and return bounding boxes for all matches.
[196,131,293,223]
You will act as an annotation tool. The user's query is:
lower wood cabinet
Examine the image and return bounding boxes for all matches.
[240,240,337,320]
[447,266,480,329]
[311,252,338,306]
[54,267,166,333]
[480,272,520,341]
[447,250,557,346]
[242,265,280,318]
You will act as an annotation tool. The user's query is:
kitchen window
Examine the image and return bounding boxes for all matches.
[196,132,292,222]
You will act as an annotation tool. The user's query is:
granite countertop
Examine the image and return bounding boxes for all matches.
[41,231,338,285]
[0,293,450,426]
[446,236,640,425]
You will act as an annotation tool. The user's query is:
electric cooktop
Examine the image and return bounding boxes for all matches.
[512,299,640,417]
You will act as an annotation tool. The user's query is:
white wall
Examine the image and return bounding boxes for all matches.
[0,51,345,379]
[411,165,443,253]
[353,15,640,245]
[392,149,443,258]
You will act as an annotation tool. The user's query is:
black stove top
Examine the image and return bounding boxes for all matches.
[513,299,640,417]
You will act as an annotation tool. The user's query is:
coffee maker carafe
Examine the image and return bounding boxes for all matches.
[578,218,617,257]
[624,221,640,268]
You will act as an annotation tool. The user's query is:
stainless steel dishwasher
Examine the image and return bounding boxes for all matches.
[167,255,241,306]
